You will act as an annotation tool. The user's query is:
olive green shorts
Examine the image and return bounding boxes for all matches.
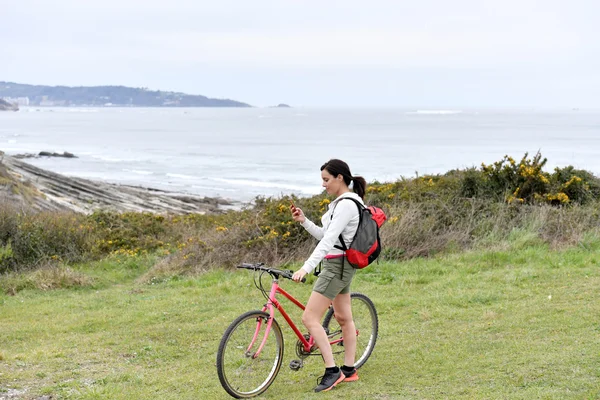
[313,257,356,300]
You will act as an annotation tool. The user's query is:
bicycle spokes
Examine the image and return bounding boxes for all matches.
[217,311,284,398]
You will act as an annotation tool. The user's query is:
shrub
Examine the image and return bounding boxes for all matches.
[139,196,320,281]
[10,212,93,267]
[89,211,168,255]
[479,153,600,205]
[0,205,17,246]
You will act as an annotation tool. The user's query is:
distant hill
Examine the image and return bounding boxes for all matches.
[0,82,251,107]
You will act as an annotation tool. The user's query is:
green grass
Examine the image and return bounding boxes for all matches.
[1,244,600,399]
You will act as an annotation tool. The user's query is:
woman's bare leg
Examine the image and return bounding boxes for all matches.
[332,292,356,367]
[302,291,335,367]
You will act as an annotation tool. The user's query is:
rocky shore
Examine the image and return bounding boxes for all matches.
[13,151,77,159]
[0,152,235,214]
[0,98,19,111]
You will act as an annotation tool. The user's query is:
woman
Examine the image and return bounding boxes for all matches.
[291,159,367,392]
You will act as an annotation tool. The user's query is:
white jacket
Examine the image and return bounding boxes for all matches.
[300,192,363,274]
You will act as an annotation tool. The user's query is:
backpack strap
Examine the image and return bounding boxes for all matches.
[334,232,348,280]
[330,197,365,279]
[332,197,364,251]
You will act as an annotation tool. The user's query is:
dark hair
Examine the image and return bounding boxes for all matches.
[320,159,367,199]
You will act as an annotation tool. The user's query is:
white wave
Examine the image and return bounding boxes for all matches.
[166,173,198,180]
[60,171,111,179]
[191,185,236,192]
[212,178,320,194]
[5,147,35,153]
[65,108,99,113]
[90,154,145,162]
[123,169,154,175]
[407,110,463,115]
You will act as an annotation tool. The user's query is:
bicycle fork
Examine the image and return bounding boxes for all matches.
[245,283,284,359]
[245,312,274,359]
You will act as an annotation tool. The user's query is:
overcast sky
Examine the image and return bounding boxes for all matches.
[1,0,599,107]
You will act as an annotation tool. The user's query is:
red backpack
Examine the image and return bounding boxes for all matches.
[333,197,387,269]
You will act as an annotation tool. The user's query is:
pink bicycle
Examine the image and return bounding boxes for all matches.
[216,263,378,398]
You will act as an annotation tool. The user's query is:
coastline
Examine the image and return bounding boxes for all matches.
[0,152,238,214]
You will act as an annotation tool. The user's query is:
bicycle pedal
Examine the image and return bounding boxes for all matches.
[289,359,303,371]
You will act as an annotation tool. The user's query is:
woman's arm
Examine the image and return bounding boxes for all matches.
[300,201,355,274]
[301,218,324,240]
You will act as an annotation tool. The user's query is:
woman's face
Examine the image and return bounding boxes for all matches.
[321,169,345,196]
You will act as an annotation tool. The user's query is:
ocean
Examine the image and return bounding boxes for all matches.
[1,107,598,202]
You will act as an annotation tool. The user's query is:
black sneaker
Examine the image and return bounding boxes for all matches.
[314,368,344,392]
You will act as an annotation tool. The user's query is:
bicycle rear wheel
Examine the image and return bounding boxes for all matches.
[216,310,284,398]
[322,292,378,369]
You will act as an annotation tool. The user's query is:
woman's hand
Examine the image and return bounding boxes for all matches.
[292,269,308,282]
[290,204,305,223]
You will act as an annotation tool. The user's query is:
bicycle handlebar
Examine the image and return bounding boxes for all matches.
[237,263,306,283]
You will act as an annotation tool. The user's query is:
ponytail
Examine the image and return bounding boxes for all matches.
[351,176,366,199]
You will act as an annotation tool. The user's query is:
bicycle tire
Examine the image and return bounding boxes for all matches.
[322,292,378,369]
[216,310,284,398]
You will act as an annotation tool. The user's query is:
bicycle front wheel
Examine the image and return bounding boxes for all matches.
[216,310,284,398]
[322,292,378,369]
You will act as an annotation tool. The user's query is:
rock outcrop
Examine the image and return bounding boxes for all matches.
[14,151,78,159]
[0,98,19,111]
[0,152,234,214]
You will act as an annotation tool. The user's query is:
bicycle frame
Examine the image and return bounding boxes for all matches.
[248,277,345,358]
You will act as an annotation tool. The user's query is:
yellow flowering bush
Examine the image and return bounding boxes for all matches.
[89,211,168,254]
[475,152,598,206]
[9,212,93,268]
[546,192,570,205]
[244,195,318,249]
[480,152,550,203]
[551,166,599,204]
[365,177,455,206]
[361,152,597,212]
